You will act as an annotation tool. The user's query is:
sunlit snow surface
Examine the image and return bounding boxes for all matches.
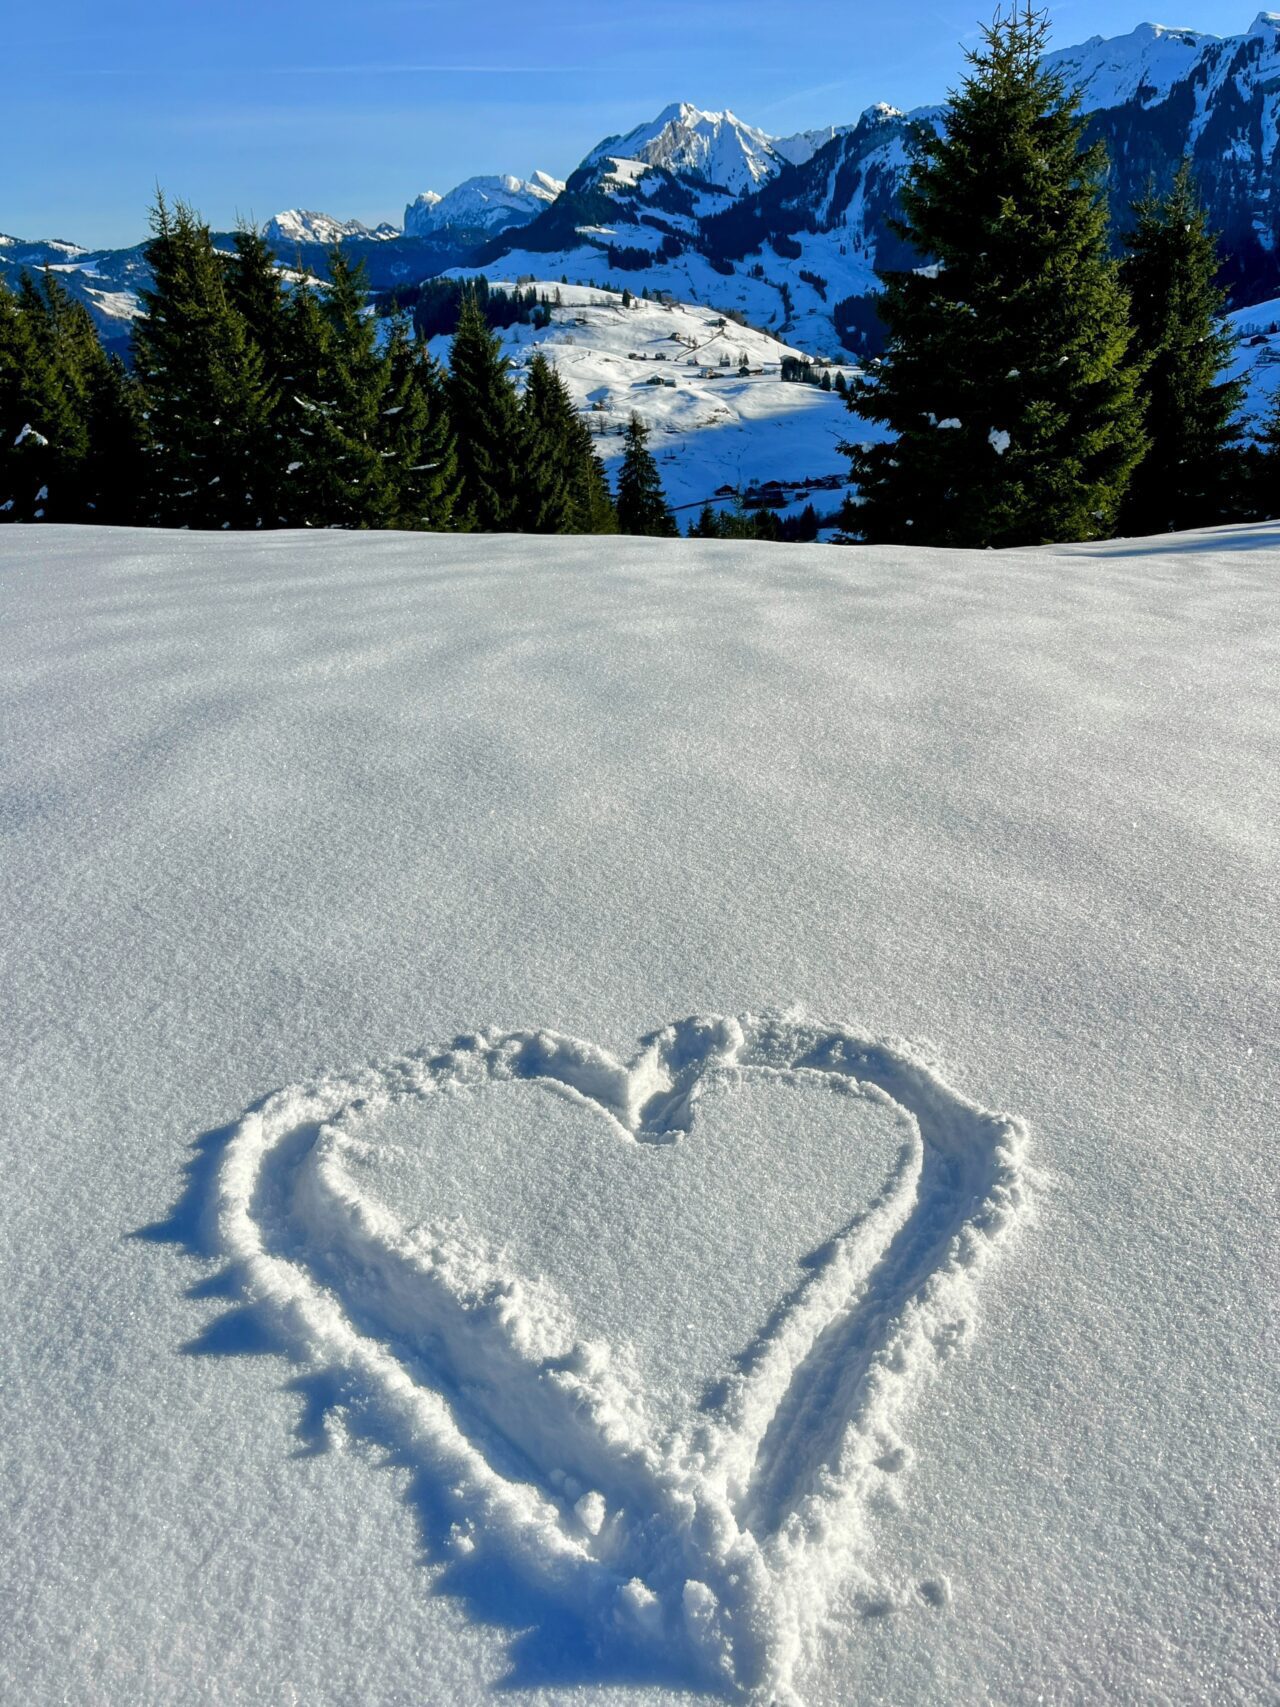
[431,284,860,519]
[2,524,1276,1704]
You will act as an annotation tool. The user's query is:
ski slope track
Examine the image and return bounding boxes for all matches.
[200,1014,1028,1701]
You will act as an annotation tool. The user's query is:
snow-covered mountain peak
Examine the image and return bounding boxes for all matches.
[265,209,399,247]
[1248,9,1280,33]
[0,233,88,257]
[1045,19,1215,108]
[583,103,783,195]
[403,173,563,237]
[651,100,708,128]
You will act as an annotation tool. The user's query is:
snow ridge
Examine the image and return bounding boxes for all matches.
[403,172,564,236]
[1044,19,1215,108]
[584,104,785,194]
[193,1012,1030,1700]
[265,209,400,246]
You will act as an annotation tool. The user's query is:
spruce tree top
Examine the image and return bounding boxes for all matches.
[447,287,524,530]
[615,413,677,538]
[845,4,1145,547]
[1120,159,1245,533]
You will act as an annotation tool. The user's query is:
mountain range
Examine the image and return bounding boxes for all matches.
[5,14,1280,363]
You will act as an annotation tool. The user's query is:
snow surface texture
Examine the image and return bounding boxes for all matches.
[3,524,1277,1705]
[208,1017,1027,1700]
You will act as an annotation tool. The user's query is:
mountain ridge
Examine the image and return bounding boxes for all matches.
[7,14,1280,364]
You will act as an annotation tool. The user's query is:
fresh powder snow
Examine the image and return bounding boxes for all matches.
[2,524,1275,1705]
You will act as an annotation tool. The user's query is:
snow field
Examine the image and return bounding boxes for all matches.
[455,242,876,375]
[2,523,1276,1705]
[1225,293,1280,430]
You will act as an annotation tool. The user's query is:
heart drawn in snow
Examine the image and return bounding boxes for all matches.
[202,1014,1029,1702]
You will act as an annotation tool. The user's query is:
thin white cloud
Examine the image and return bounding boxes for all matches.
[277,62,588,74]
[69,62,585,76]
[755,80,852,117]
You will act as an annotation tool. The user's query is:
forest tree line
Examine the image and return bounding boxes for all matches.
[841,6,1280,546]
[0,203,677,538]
[4,6,1280,548]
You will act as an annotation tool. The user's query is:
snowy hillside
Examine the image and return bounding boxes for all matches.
[3,522,1275,1706]
[1044,19,1215,105]
[432,282,859,516]
[1225,293,1280,426]
[471,225,881,371]
[0,234,146,356]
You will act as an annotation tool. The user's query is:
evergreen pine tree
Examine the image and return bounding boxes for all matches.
[19,273,95,472]
[275,273,336,525]
[1257,379,1280,507]
[566,414,618,533]
[845,4,1146,546]
[519,352,575,532]
[224,225,294,519]
[688,503,724,538]
[82,350,147,525]
[226,226,292,391]
[447,289,524,530]
[1,275,86,519]
[0,277,58,521]
[0,270,145,523]
[132,195,276,528]
[797,503,821,541]
[615,414,677,537]
[379,312,460,529]
[1119,160,1245,534]
[311,247,396,528]
[45,274,147,523]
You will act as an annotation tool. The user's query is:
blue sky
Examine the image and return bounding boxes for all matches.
[5,1,1258,248]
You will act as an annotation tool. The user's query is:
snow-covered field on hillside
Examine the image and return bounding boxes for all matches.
[1226,293,1280,429]
[456,237,881,366]
[2,524,1276,1705]
[432,283,857,517]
